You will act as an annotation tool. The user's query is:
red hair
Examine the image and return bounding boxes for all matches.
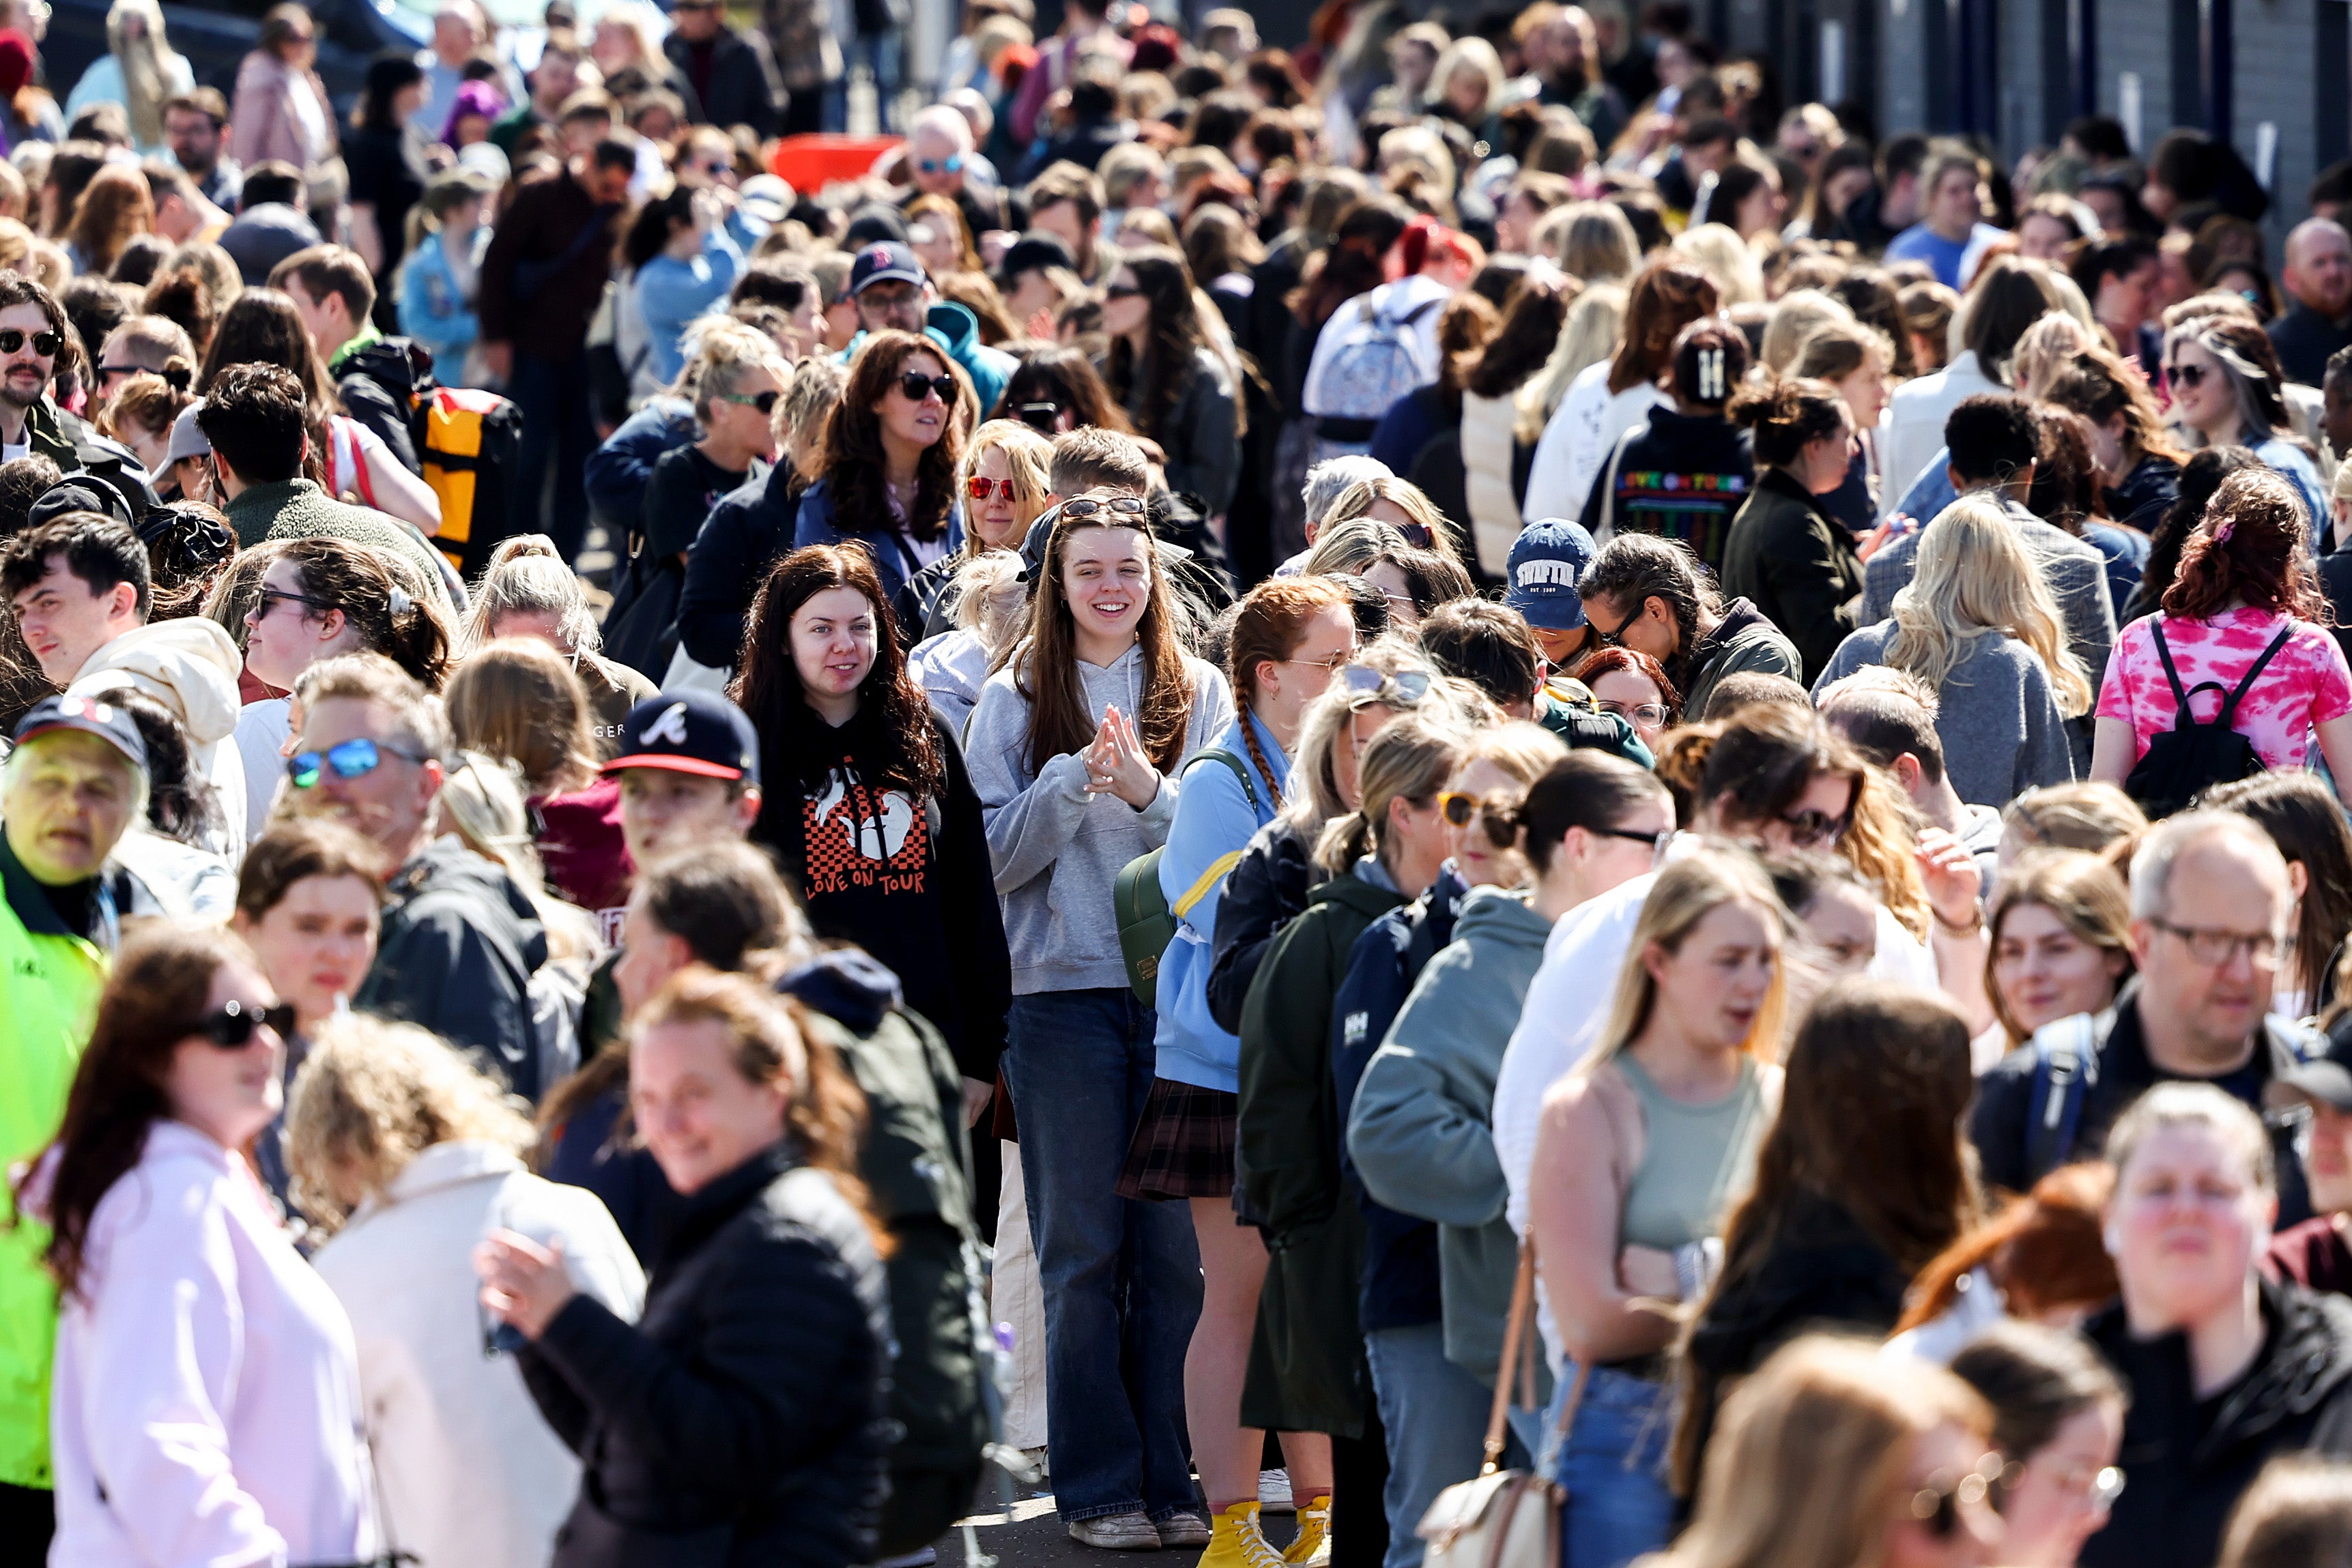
[2164,466,2330,624]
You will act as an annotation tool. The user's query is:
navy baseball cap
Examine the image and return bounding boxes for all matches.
[603,691,761,785]
[849,240,927,295]
[1505,519,1597,631]
[13,692,149,773]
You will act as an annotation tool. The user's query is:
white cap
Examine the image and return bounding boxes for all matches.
[162,401,210,467]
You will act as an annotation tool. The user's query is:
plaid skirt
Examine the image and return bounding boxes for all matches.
[1116,1077,1239,1201]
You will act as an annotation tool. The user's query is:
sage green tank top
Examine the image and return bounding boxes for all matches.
[1615,1052,1769,1251]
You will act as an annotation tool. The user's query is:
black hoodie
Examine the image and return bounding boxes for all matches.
[1579,406,1755,572]
[2084,1278,2352,1568]
[751,706,1012,1083]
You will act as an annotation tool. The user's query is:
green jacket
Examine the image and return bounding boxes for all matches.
[1237,865,1406,1438]
[0,839,109,1490]
[221,479,456,618]
[1678,596,1804,721]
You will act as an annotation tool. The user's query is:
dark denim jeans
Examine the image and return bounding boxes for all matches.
[1004,988,1203,1524]
[510,349,596,561]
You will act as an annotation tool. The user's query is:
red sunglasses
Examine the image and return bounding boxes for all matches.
[966,476,1019,501]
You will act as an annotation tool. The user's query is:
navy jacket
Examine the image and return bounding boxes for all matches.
[587,398,696,538]
[681,460,801,669]
[793,478,964,631]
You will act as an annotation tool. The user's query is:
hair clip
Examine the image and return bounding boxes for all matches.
[387,585,414,617]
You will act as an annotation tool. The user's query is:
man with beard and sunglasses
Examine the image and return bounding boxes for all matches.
[0,693,145,1554]
[288,651,554,1100]
[0,274,159,510]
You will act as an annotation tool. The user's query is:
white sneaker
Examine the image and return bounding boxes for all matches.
[1069,1511,1164,1550]
[1259,1469,1294,1515]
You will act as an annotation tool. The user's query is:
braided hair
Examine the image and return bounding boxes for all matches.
[1223,575,1355,806]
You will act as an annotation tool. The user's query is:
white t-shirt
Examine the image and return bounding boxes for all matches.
[235,697,292,845]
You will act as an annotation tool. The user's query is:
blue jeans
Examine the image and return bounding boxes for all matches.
[1551,1365,1674,1568]
[509,350,594,562]
[1365,1324,1514,1568]
[1004,989,1203,1524]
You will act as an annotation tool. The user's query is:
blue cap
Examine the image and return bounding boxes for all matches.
[1504,519,1596,630]
[603,691,760,786]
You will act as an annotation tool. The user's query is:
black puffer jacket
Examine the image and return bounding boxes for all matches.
[2083,1277,2352,1568]
[1206,816,1321,1036]
[522,1139,892,1568]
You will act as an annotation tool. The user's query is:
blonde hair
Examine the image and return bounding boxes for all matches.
[1519,283,1627,443]
[1583,847,1789,1069]
[683,319,788,421]
[1675,223,1766,307]
[953,419,1054,556]
[285,1011,534,1232]
[460,536,603,658]
[1424,35,1506,115]
[1315,710,1467,874]
[1664,1337,1991,1568]
[1456,719,1570,785]
[1321,476,1465,567]
[1760,289,1855,374]
[435,750,601,963]
[1539,200,1640,284]
[1790,319,1894,386]
[2010,313,2095,399]
[951,548,1029,656]
[444,638,602,797]
[1284,639,1438,834]
[2105,1079,2276,1195]
[1886,497,2093,716]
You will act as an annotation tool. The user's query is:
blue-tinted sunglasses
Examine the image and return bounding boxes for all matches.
[918,155,964,175]
[288,736,429,789]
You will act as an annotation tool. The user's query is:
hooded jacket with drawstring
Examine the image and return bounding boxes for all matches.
[69,618,248,857]
[835,300,1016,420]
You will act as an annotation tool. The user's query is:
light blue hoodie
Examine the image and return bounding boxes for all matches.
[1153,710,1287,1092]
[634,224,745,386]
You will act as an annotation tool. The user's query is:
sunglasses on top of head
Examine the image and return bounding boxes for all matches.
[898,371,956,403]
[191,998,298,1049]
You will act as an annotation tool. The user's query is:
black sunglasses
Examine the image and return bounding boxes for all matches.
[0,328,61,357]
[721,388,781,415]
[1779,807,1852,849]
[193,998,297,1049]
[2166,362,2208,389]
[898,371,955,403]
[1104,281,1142,300]
[96,362,147,382]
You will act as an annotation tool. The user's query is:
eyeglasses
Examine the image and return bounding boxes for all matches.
[0,328,61,358]
[1592,824,1676,865]
[1598,699,1669,729]
[1278,649,1356,673]
[2165,361,2209,389]
[967,475,1020,501]
[191,998,297,1049]
[1906,1455,2004,1539]
[721,389,781,415]
[1588,602,1638,648]
[289,736,430,789]
[1778,807,1852,849]
[917,155,965,175]
[1056,494,1150,520]
[898,371,956,403]
[253,587,334,621]
[2150,917,2282,968]
[1104,281,1142,300]
[1338,664,1433,706]
[1437,791,1522,848]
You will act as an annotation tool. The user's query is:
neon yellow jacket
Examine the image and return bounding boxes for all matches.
[0,841,106,1490]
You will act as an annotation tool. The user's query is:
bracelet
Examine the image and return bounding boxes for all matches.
[1934,903,1985,938]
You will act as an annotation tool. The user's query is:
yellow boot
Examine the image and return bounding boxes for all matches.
[1196,1501,1286,1568]
[1282,1495,1332,1567]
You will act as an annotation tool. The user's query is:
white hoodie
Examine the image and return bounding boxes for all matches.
[70,618,249,858]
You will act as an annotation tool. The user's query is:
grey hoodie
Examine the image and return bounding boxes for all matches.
[1347,883,1554,1385]
[964,645,1234,995]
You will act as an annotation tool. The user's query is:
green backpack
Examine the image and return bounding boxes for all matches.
[1113,747,1260,1006]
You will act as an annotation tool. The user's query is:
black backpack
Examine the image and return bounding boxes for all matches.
[2122,622,2293,818]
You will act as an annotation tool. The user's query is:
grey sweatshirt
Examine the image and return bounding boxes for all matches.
[1347,884,1554,1386]
[1814,620,2078,806]
[965,643,1234,995]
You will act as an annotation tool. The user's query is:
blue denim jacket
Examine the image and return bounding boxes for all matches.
[396,227,489,377]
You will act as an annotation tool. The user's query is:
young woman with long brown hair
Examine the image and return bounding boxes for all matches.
[732,542,1011,1097]
[795,328,970,619]
[29,923,373,1563]
[1118,573,1355,1567]
[1101,244,1239,519]
[964,481,1235,1550]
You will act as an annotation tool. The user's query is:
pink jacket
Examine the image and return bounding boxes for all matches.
[48,1120,377,1567]
[230,49,336,175]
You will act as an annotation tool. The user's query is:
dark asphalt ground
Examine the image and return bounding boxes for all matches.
[931,1489,1307,1568]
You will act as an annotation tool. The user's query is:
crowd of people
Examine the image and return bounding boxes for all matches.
[13,1,2352,1567]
